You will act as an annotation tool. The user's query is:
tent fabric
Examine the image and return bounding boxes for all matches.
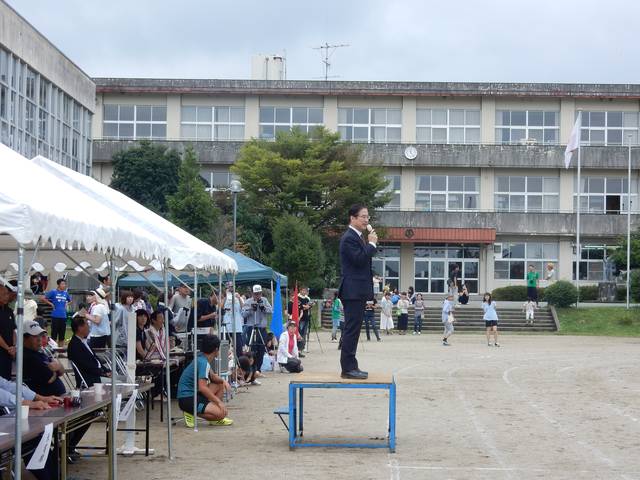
[118,249,287,288]
[0,144,168,268]
[30,155,237,273]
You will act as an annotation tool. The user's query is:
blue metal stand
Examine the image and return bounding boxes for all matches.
[288,375,396,452]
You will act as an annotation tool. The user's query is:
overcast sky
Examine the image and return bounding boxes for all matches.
[7,0,640,83]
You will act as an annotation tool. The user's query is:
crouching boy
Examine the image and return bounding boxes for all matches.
[177,334,233,427]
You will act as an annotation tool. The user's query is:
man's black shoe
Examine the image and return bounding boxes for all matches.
[341,370,368,380]
[356,369,368,376]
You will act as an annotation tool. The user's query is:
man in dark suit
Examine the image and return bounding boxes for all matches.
[338,204,378,380]
[67,317,110,388]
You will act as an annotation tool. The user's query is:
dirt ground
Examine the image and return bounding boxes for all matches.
[70,332,640,480]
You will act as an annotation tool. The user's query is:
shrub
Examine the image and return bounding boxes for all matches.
[544,280,578,307]
[614,270,640,302]
[578,285,599,302]
[491,285,546,301]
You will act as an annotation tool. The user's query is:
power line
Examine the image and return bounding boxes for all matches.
[312,42,349,81]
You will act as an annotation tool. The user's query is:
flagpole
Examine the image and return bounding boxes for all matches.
[626,135,632,309]
[576,111,582,308]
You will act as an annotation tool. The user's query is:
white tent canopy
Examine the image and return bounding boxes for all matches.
[31,155,237,273]
[0,144,169,271]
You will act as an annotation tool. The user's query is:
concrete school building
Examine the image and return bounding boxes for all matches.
[0,0,95,174]
[90,78,640,295]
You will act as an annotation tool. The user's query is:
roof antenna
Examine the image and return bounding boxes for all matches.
[312,42,349,81]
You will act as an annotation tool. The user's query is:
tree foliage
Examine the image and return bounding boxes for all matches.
[231,128,391,230]
[270,215,325,286]
[167,146,220,245]
[110,140,181,216]
[609,230,640,271]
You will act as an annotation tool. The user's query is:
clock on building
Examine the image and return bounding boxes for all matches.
[404,145,418,160]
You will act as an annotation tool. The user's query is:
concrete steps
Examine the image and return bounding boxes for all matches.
[320,306,557,332]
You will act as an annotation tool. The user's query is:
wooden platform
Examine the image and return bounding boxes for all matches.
[291,372,394,384]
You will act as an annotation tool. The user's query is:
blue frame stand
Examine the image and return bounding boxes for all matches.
[288,373,397,452]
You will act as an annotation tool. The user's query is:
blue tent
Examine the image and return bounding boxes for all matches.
[118,249,287,288]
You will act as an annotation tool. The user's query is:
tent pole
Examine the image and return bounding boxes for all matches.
[232,273,237,385]
[217,275,222,335]
[192,267,198,431]
[13,245,25,480]
[109,255,118,479]
[270,279,274,311]
[163,263,174,460]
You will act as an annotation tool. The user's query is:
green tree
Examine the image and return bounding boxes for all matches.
[167,146,220,245]
[231,128,391,231]
[270,215,325,286]
[609,230,640,271]
[111,140,181,216]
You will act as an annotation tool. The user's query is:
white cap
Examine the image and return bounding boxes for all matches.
[252,285,262,293]
[23,320,46,336]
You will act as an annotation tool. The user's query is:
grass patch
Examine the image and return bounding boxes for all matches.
[557,307,640,336]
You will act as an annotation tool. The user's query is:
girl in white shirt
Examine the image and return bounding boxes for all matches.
[83,290,111,349]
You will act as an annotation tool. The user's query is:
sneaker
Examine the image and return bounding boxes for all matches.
[418,332,421,335]
[412,331,417,335]
[183,412,195,428]
[209,417,234,426]
[298,352,306,358]
[488,342,492,346]
[442,340,450,346]
[377,337,381,342]
[250,380,262,386]
[494,343,501,347]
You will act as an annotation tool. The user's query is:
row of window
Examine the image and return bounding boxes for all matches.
[379,174,638,213]
[0,47,91,173]
[374,243,615,292]
[100,103,640,146]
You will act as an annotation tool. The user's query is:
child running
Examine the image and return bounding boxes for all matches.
[482,292,500,347]
[441,294,455,346]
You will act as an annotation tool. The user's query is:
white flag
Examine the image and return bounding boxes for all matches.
[564,113,582,168]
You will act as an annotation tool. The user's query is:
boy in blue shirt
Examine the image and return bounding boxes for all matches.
[177,335,233,427]
[43,278,72,347]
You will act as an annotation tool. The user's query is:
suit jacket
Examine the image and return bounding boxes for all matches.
[338,227,377,301]
[67,335,105,388]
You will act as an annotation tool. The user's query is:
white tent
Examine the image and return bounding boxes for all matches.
[0,143,170,480]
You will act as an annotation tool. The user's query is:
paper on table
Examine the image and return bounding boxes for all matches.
[26,423,53,470]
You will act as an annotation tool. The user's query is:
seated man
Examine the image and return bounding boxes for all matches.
[277,321,304,373]
[22,320,66,397]
[0,377,61,480]
[176,335,233,427]
[67,317,110,388]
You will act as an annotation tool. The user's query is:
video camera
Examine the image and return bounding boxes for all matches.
[252,298,265,311]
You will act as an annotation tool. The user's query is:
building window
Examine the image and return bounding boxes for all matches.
[416,108,480,144]
[574,176,638,214]
[495,110,559,144]
[414,245,480,294]
[181,106,245,141]
[580,111,639,145]
[416,175,479,211]
[338,107,401,143]
[373,245,400,291]
[378,174,401,210]
[103,104,167,139]
[494,242,558,280]
[494,176,559,212]
[259,106,323,140]
[573,245,616,281]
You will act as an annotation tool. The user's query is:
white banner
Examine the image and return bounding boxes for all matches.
[118,389,138,422]
[26,423,53,470]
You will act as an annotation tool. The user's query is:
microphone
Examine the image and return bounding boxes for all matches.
[366,224,373,233]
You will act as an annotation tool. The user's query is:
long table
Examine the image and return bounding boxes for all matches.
[0,382,153,480]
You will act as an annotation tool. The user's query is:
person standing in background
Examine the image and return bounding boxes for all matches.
[483,292,500,347]
[396,292,410,335]
[330,292,342,343]
[526,265,540,307]
[442,294,455,346]
[363,298,381,342]
[413,293,425,335]
[82,289,110,349]
[379,291,394,335]
[42,278,72,348]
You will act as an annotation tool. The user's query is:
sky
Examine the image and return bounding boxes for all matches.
[6,0,640,83]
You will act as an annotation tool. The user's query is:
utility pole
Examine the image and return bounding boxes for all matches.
[313,42,349,81]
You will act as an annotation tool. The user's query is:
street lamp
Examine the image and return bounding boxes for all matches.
[230,180,243,252]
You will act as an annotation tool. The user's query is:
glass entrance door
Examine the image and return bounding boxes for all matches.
[414,244,480,294]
